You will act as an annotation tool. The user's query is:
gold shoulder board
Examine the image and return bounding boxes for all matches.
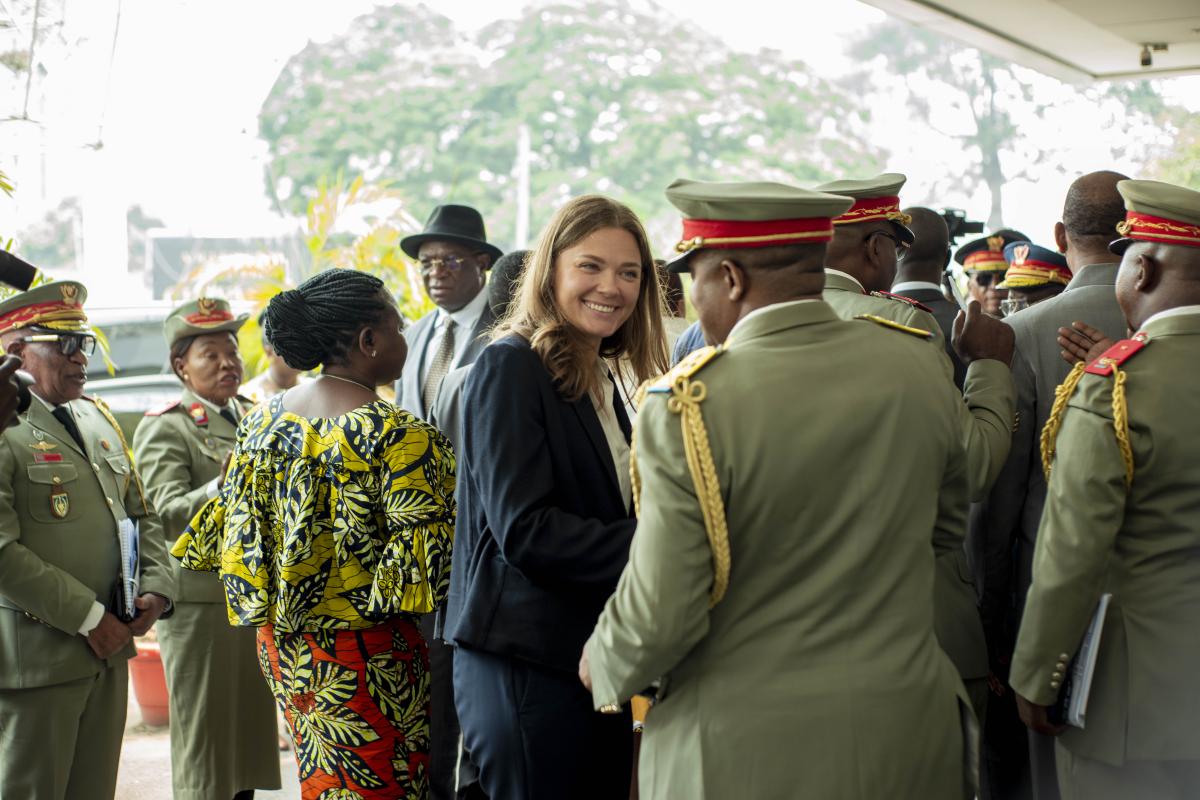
[853,313,934,340]
[646,345,724,395]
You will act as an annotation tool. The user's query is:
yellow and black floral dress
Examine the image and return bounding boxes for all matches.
[174,396,455,800]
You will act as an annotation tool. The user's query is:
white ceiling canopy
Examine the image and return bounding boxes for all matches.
[861,0,1200,82]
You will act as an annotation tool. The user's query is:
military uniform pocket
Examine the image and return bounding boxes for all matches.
[104,454,131,476]
[26,463,83,523]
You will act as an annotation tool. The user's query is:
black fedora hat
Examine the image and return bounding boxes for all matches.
[400,204,503,263]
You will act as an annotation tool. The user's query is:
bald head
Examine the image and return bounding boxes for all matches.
[894,207,949,285]
[1055,171,1129,271]
[1116,241,1200,330]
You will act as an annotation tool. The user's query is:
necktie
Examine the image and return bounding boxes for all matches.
[52,406,86,452]
[422,319,457,412]
[219,408,238,427]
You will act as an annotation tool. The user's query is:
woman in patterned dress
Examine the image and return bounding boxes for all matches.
[174,269,455,800]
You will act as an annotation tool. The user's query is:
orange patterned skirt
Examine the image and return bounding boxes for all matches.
[257,616,430,800]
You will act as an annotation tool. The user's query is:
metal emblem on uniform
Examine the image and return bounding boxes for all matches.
[987,235,1004,252]
[1012,244,1029,266]
[30,440,57,452]
[197,297,217,315]
[32,428,44,441]
[60,283,80,305]
[100,439,112,451]
[50,485,69,519]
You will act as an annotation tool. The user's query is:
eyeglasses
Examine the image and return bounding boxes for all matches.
[20,333,97,357]
[418,254,480,275]
[865,230,904,257]
[968,271,998,288]
[1000,296,1029,317]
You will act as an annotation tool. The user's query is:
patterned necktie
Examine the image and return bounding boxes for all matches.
[52,406,86,452]
[422,318,457,412]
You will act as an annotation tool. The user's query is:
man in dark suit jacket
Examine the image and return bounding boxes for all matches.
[395,205,502,421]
[395,204,502,800]
[975,170,1130,800]
[891,206,968,388]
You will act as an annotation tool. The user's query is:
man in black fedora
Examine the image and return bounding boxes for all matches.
[395,204,500,800]
[395,203,503,421]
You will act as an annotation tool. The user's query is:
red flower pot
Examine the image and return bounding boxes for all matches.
[129,641,170,727]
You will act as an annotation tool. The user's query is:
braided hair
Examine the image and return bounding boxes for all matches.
[264,269,390,371]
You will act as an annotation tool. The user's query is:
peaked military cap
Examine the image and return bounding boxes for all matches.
[954,230,1028,272]
[1110,179,1200,255]
[814,173,915,245]
[664,179,854,272]
[998,242,1072,289]
[0,280,91,336]
[163,297,249,346]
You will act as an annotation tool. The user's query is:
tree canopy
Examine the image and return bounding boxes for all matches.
[258,0,884,251]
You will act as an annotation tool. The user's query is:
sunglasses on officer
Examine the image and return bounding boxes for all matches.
[967,271,999,288]
[20,332,97,357]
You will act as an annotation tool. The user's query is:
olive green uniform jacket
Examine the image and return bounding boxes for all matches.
[0,395,172,687]
[132,388,280,800]
[586,301,973,800]
[1011,311,1200,776]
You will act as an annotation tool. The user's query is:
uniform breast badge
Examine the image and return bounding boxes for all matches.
[188,403,209,427]
[30,440,63,463]
[50,484,69,519]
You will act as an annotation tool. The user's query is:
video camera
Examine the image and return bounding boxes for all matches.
[941,209,985,242]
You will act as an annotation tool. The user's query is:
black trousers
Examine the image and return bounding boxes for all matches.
[454,646,633,800]
[422,612,486,800]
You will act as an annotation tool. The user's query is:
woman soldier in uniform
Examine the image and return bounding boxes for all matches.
[132,298,280,800]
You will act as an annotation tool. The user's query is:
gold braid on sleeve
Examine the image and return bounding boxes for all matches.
[1040,359,1135,487]
[90,396,150,514]
[1040,361,1086,480]
[665,374,730,607]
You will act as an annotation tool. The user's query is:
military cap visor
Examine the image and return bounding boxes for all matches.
[664,179,854,272]
[163,297,249,346]
[1109,179,1200,255]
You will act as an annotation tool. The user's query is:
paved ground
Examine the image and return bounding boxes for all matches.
[117,680,301,799]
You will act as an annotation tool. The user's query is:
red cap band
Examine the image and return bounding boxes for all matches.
[1116,211,1200,248]
[833,196,910,226]
[676,217,834,253]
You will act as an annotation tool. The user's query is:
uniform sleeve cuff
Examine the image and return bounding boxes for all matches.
[204,478,221,500]
[584,636,624,711]
[77,601,105,635]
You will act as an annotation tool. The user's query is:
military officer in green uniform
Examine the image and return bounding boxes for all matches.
[1011,180,1200,799]
[0,280,173,800]
[132,298,280,800]
[815,173,1016,500]
[582,179,975,799]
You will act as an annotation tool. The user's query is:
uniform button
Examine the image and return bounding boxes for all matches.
[1059,652,1070,661]
[105,497,113,507]
[92,463,101,472]
[1052,671,1063,680]
[1050,680,1061,689]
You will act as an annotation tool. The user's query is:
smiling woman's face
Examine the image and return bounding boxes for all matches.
[552,226,644,350]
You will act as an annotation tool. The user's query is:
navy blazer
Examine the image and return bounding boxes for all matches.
[444,335,635,673]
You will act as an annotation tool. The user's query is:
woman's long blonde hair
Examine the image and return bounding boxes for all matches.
[495,195,669,402]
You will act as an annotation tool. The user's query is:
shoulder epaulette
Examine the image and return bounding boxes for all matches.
[871,291,933,313]
[1085,337,1148,376]
[854,313,934,340]
[646,345,724,395]
[144,399,182,417]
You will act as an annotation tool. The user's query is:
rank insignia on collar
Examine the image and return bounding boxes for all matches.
[188,403,209,426]
[50,485,69,519]
[30,440,58,452]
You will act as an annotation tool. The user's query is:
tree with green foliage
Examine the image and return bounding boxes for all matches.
[258,0,884,251]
